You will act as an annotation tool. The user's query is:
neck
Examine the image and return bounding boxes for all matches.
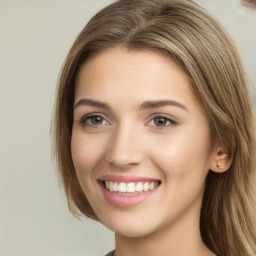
[114,207,213,256]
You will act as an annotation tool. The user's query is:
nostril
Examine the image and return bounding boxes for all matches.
[107,157,143,169]
[105,130,144,167]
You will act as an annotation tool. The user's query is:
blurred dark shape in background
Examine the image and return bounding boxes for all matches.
[242,0,256,8]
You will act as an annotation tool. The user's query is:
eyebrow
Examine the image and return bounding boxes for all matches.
[140,100,188,111]
[74,99,110,110]
[74,98,188,112]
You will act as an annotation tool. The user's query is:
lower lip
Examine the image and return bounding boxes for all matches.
[99,181,159,207]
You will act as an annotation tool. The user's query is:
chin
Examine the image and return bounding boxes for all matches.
[109,224,154,238]
[99,213,160,238]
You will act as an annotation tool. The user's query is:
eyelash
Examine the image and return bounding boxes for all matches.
[148,115,178,128]
[79,114,178,128]
[80,113,109,127]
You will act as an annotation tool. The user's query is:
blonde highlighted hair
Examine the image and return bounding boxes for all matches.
[53,0,256,255]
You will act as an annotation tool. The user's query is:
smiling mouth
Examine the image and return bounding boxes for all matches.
[102,180,161,195]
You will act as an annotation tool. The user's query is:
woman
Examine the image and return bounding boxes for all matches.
[53,0,256,255]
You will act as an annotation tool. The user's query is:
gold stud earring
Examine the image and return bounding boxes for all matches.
[216,162,222,168]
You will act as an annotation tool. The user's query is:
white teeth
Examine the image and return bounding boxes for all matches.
[118,182,126,192]
[127,182,136,192]
[113,182,119,192]
[143,182,149,192]
[105,181,110,190]
[149,181,155,190]
[104,180,159,194]
[135,182,143,192]
[109,181,114,192]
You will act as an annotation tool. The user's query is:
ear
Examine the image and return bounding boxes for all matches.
[210,145,233,173]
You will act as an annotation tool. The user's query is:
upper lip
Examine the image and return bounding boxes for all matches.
[98,174,160,183]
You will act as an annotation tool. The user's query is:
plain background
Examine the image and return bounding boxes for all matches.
[0,0,255,255]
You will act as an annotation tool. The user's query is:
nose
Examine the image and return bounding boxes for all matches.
[105,123,144,169]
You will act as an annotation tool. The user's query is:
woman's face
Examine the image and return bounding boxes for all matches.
[72,48,217,238]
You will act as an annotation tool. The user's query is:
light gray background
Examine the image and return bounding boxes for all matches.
[1,0,255,256]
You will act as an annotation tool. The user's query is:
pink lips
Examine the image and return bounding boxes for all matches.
[98,174,160,207]
[100,174,158,183]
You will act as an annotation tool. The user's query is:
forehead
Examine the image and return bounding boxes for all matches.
[75,48,195,102]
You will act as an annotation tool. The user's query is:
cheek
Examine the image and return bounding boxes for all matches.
[148,125,212,180]
[71,133,106,181]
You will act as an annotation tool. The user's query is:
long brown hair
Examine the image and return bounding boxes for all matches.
[53,0,256,255]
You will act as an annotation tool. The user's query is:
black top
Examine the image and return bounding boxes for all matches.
[105,249,217,256]
[105,250,218,256]
[105,250,115,256]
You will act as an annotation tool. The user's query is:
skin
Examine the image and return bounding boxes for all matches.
[71,48,227,256]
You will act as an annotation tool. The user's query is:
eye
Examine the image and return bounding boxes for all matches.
[80,114,109,126]
[149,116,177,127]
